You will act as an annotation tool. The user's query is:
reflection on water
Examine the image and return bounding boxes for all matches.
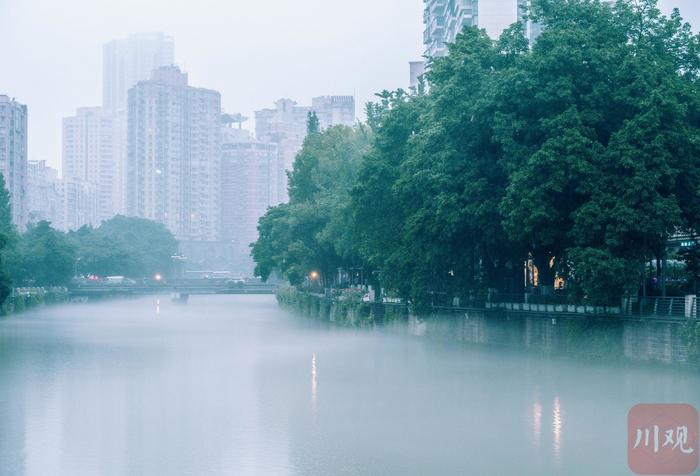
[553,396,563,461]
[311,352,318,408]
[0,295,698,476]
[533,396,543,449]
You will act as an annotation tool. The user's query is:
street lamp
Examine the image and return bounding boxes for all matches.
[310,271,319,281]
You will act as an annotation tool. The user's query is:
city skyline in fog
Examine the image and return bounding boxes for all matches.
[1,0,698,172]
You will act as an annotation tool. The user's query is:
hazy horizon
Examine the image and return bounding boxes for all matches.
[0,0,697,173]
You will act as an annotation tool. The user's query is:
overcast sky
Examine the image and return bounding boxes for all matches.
[0,0,697,171]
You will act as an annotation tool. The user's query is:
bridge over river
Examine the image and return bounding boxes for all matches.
[68,281,278,298]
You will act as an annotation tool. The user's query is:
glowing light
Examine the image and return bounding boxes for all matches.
[309,271,319,280]
[154,273,162,282]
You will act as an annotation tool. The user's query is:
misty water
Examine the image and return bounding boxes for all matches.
[0,295,698,476]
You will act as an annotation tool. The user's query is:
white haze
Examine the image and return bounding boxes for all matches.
[0,0,697,171]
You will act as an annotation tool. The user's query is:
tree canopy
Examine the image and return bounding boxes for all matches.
[68,215,178,278]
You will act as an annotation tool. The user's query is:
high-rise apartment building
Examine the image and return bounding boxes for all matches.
[0,95,28,230]
[62,107,117,223]
[255,96,355,203]
[221,122,279,276]
[103,32,175,215]
[127,65,221,241]
[423,0,531,58]
[26,160,60,226]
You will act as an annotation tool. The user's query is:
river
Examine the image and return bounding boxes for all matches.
[0,295,697,475]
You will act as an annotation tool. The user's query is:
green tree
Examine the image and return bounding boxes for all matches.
[17,221,76,286]
[0,174,16,300]
[69,216,178,278]
[253,125,372,287]
[306,111,320,135]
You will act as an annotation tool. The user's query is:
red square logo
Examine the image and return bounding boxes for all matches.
[628,404,698,475]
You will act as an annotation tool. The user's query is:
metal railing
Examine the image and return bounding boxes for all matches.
[624,296,696,320]
[465,293,698,320]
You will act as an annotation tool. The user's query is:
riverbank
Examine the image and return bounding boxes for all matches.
[1,287,69,316]
[277,287,700,368]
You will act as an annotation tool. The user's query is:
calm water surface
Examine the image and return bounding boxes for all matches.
[0,295,698,475]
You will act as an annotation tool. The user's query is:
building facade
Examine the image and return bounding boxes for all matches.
[311,96,356,130]
[55,177,98,232]
[255,99,310,204]
[221,124,279,276]
[0,95,28,230]
[26,160,60,226]
[423,0,532,58]
[255,96,355,203]
[62,107,118,224]
[127,65,221,241]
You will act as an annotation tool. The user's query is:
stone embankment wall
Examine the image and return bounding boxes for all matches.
[278,287,699,367]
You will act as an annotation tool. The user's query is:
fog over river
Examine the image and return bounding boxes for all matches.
[0,295,697,475]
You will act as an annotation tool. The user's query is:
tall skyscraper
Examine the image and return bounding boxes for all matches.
[103,32,175,214]
[0,95,28,230]
[221,119,279,276]
[127,65,221,241]
[62,107,117,223]
[423,0,532,58]
[255,96,355,203]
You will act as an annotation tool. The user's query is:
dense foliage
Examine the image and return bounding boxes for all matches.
[253,0,700,306]
[68,216,178,279]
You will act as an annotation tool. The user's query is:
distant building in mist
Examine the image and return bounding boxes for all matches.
[103,32,175,113]
[103,32,175,215]
[221,118,279,277]
[127,65,221,242]
[27,159,98,232]
[423,0,534,58]
[255,99,311,203]
[26,160,60,226]
[255,96,355,203]
[62,107,119,224]
[0,95,28,230]
[55,177,98,232]
[311,96,356,130]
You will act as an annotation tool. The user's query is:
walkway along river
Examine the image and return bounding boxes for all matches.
[0,295,698,475]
